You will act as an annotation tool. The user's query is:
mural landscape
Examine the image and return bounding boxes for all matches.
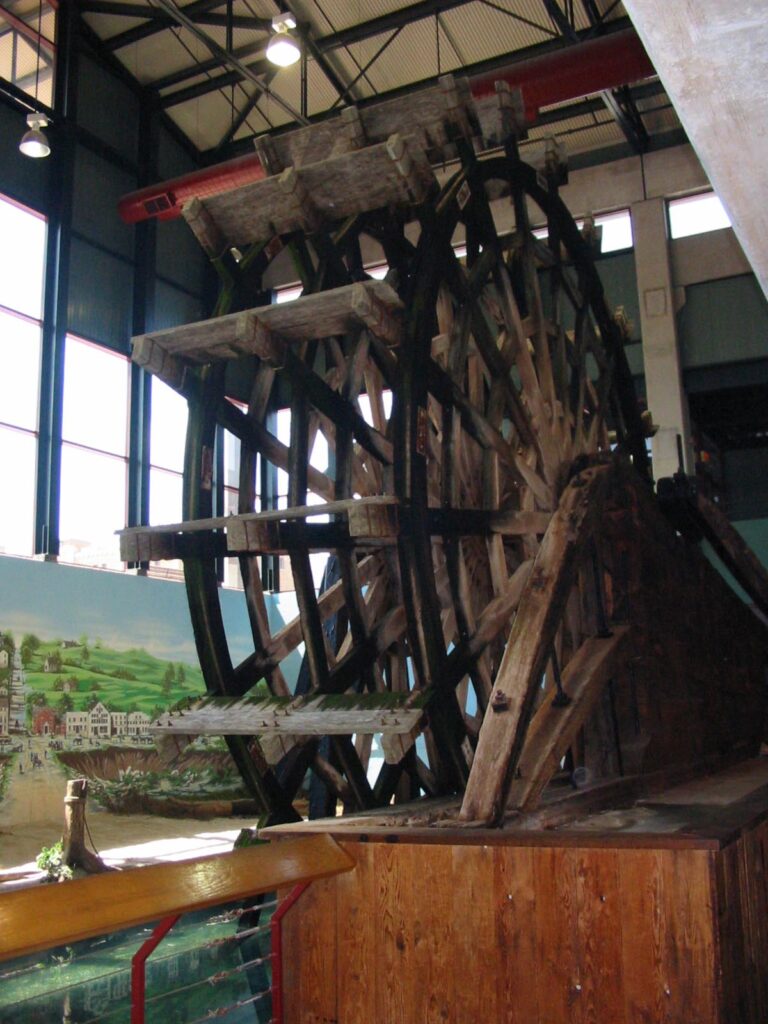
[0,555,289,831]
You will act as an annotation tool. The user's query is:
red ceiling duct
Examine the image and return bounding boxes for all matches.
[118,26,654,226]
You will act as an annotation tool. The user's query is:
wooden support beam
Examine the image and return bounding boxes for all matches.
[460,462,612,824]
[508,626,631,810]
[694,490,768,620]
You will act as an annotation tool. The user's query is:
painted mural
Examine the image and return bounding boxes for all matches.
[0,554,302,840]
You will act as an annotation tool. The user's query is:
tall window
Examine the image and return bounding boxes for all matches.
[0,195,45,557]
[0,1,56,107]
[148,376,188,577]
[668,191,731,239]
[533,209,634,253]
[59,336,129,569]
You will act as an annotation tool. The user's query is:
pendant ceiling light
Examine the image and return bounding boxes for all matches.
[20,112,50,158]
[19,0,50,158]
[266,12,300,67]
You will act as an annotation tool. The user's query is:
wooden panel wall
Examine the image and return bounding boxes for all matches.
[592,473,768,782]
[283,840,721,1024]
[715,817,768,1024]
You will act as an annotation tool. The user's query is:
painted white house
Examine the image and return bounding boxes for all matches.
[64,705,151,739]
[127,711,151,736]
[65,711,89,736]
[0,650,8,669]
[110,710,127,735]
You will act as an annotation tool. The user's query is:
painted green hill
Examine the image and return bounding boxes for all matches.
[18,636,206,718]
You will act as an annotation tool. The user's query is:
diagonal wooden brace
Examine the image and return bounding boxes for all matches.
[460,461,613,824]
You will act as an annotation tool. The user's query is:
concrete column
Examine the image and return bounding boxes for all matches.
[631,196,692,481]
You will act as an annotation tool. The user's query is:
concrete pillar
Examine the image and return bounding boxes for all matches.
[631,196,692,481]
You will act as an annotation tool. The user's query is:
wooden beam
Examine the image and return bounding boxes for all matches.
[694,490,768,620]
[508,626,631,810]
[152,690,429,737]
[0,835,354,962]
[460,462,612,824]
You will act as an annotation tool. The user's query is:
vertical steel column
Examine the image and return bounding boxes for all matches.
[127,93,159,544]
[35,0,78,556]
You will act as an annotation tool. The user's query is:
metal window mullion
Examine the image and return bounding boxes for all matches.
[35,0,78,557]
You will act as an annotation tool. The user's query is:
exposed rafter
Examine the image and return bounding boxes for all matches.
[102,0,224,51]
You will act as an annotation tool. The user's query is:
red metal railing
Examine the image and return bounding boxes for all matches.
[128,884,310,1024]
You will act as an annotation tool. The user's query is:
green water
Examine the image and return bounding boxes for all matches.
[0,897,274,1023]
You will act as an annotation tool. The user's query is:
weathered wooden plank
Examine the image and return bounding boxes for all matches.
[294,874,339,1023]
[533,846,580,1022]
[509,626,631,810]
[452,843,498,1022]
[270,75,474,170]
[575,848,624,1022]
[461,463,612,823]
[374,842,413,1022]
[132,280,402,365]
[335,843,375,1024]
[495,846,538,1023]
[193,137,435,249]
[618,849,670,1024]
[152,690,430,738]
[659,848,718,1023]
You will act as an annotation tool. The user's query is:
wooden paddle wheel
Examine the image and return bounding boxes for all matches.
[119,79,767,827]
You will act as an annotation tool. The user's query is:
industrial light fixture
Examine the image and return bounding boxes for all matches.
[266,12,300,67]
[19,112,51,158]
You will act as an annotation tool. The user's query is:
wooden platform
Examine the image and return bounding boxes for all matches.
[264,759,768,1024]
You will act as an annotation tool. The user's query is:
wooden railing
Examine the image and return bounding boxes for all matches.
[0,834,354,1023]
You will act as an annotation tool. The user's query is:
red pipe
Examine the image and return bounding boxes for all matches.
[470,27,654,121]
[130,914,181,1024]
[118,26,654,226]
[270,882,310,1024]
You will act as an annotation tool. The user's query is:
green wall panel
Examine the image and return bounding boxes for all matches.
[68,237,134,351]
[72,145,135,260]
[679,275,768,369]
[155,216,207,295]
[154,279,204,331]
[77,55,139,162]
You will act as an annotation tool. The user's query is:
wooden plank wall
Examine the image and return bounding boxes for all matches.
[715,816,768,1024]
[590,473,768,782]
[282,839,723,1024]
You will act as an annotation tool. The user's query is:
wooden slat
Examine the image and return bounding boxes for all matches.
[132,280,402,365]
[0,835,354,962]
[189,138,435,249]
[269,76,474,170]
[460,463,613,824]
[151,690,429,738]
[495,845,537,1022]
[509,626,631,810]
[336,842,375,1024]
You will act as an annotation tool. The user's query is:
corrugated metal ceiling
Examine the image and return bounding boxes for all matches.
[75,0,667,158]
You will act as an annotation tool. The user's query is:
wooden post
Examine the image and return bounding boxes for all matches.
[61,778,113,874]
